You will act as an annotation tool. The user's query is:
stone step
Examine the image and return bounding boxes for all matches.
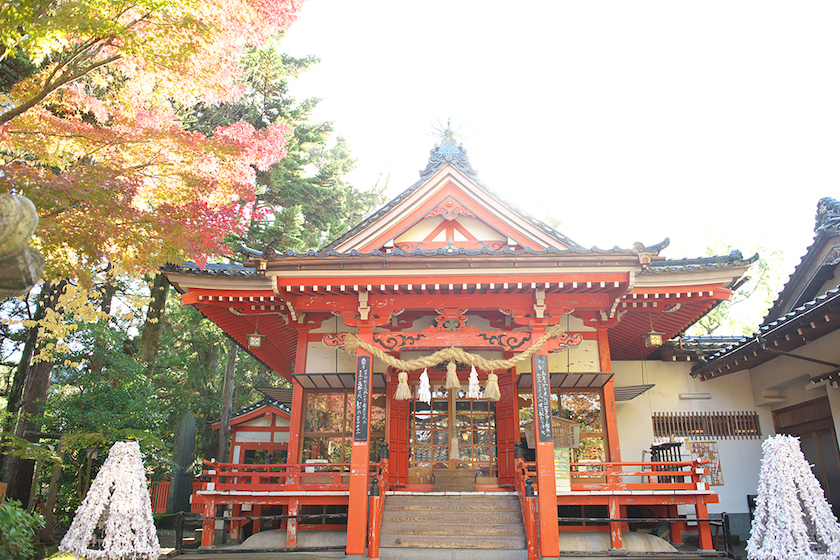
[382,522,524,537]
[383,512,523,525]
[379,494,526,550]
[380,534,527,549]
[385,497,520,512]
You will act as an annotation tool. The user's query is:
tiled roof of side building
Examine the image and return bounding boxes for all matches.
[211,396,291,426]
[643,250,759,274]
[760,196,840,327]
[690,286,840,379]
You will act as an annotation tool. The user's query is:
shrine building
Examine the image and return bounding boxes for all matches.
[163,132,766,558]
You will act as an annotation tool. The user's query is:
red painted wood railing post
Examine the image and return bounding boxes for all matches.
[515,444,539,560]
[524,480,539,560]
[285,498,299,549]
[608,495,623,550]
[201,499,216,548]
[368,477,381,559]
[230,504,241,542]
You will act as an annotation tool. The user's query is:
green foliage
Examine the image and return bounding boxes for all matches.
[190,39,386,254]
[678,236,786,336]
[47,321,162,435]
[0,500,43,560]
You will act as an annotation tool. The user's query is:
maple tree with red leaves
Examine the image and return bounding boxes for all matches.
[0,0,305,283]
[0,0,306,506]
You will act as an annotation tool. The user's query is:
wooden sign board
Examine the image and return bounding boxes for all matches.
[534,354,553,443]
[353,356,370,442]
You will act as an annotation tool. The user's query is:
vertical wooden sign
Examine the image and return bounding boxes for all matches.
[534,354,553,442]
[354,355,370,442]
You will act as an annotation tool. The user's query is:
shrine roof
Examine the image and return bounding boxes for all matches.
[689,286,840,380]
[642,251,759,275]
[165,248,755,278]
[321,134,584,253]
[245,242,665,260]
[210,396,290,429]
[162,261,262,277]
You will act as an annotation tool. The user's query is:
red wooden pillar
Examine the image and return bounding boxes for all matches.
[695,498,714,551]
[286,326,309,464]
[251,505,262,534]
[496,365,518,486]
[286,498,299,549]
[346,327,374,556]
[598,325,621,462]
[230,504,242,542]
[669,505,684,544]
[531,324,560,558]
[201,499,216,547]
[608,496,623,550]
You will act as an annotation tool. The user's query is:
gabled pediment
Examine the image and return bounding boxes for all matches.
[327,149,581,254]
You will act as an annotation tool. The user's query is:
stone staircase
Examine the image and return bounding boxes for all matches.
[379,493,526,550]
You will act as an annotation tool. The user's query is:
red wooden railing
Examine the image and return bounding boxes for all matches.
[200,460,386,492]
[514,456,539,560]
[148,479,208,514]
[517,458,711,492]
[367,458,389,559]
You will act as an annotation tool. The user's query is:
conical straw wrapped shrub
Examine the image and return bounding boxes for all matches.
[747,434,840,560]
[60,440,160,560]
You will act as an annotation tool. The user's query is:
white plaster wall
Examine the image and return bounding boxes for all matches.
[613,360,769,514]
[306,342,358,373]
[455,217,507,241]
[394,217,441,243]
[517,341,599,373]
[235,431,271,443]
[242,416,272,427]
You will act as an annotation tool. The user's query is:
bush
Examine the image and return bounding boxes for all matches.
[0,500,44,560]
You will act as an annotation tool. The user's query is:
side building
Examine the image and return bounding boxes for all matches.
[691,197,840,518]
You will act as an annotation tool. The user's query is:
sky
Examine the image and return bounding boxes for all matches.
[280,1,840,284]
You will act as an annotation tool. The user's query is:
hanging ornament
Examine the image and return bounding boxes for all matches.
[445,361,460,390]
[418,368,432,404]
[394,371,411,401]
[450,436,461,460]
[484,372,501,401]
[468,365,481,399]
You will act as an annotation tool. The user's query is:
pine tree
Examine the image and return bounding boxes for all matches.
[191,39,385,254]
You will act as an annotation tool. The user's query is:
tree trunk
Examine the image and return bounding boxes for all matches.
[1,281,64,484]
[3,286,51,430]
[4,358,55,503]
[139,273,168,367]
[91,274,117,376]
[219,339,238,462]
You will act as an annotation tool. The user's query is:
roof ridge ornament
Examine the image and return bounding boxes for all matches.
[419,118,482,183]
[816,197,840,235]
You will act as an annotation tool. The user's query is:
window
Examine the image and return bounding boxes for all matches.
[519,390,606,462]
[409,384,497,476]
[301,390,386,463]
[652,411,761,439]
[243,449,287,464]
